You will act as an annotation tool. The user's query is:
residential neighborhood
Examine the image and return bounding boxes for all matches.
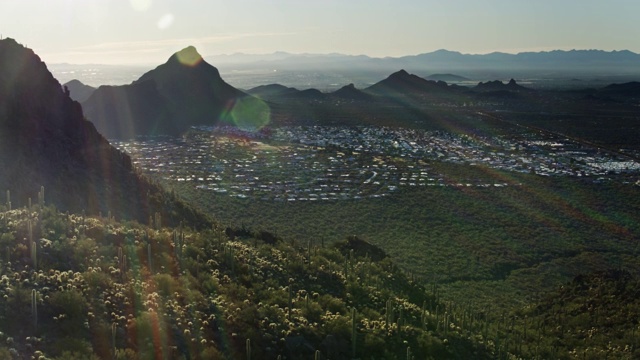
[112,125,640,202]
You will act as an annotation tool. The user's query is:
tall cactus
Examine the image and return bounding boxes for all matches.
[154,212,161,230]
[246,338,251,360]
[421,300,427,329]
[31,241,37,270]
[28,219,33,245]
[385,299,393,329]
[351,307,357,358]
[147,242,153,273]
[5,189,10,211]
[287,280,293,319]
[32,289,38,331]
[344,255,349,280]
[38,186,44,208]
[111,322,117,356]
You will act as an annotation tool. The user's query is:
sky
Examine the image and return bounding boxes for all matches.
[1,0,640,65]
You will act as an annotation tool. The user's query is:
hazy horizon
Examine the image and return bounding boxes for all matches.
[2,0,640,65]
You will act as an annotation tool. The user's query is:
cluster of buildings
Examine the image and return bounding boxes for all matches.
[270,126,640,179]
[112,126,639,202]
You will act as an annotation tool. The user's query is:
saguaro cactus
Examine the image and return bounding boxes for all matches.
[31,241,37,270]
[111,322,117,355]
[38,186,44,207]
[32,289,38,330]
[147,243,153,273]
[351,308,357,358]
[28,220,33,244]
[154,212,161,230]
[246,338,251,360]
[385,299,393,329]
[287,279,294,319]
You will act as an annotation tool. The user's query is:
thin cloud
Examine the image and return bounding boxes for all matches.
[72,32,297,52]
[40,32,298,64]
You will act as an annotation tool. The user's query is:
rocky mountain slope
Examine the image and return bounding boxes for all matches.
[0,38,208,227]
[83,46,269,138]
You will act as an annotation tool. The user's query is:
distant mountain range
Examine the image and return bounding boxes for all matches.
[208,49,640,77]
[0,38,208,226]
[246,82,373,102]
[59,46,640,139]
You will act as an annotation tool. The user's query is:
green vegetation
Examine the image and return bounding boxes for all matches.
[165,163,640,312]
[0,203,495,359]
[2,201,637,359]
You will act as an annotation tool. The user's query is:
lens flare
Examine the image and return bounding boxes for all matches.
[130,0,152,12]
[225,97,271,131]
[175,46,202,67]
[157,14,174,30]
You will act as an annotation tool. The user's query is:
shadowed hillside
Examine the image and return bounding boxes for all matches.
[0,38,209,228]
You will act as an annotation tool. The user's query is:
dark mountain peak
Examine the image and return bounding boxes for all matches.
[1,38,85,133]
[598,81,640,98]
[383,69,433,86]
[168,45,203,66]
[0,38,61,106]
[246,84,300,99]
[84,46,269,137]
[63,79,96,102]
[332,83,373,101]
[474,79,528,92]
[250,83,295,92]
[137,45,226,87]
[366,69,455,96]
[390,69,410,78]
[180,45,199,56]
[0,37,35,63]
[337,83,358,92]
[64,79,84,86]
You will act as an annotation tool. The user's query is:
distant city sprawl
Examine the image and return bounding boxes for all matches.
[112,125,640,202]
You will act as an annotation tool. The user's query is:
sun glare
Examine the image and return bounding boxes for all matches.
[130,0,152,12]
[175,46,202,67]
[157,13,174,30]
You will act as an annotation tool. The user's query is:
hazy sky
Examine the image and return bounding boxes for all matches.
[2,0,639,65]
